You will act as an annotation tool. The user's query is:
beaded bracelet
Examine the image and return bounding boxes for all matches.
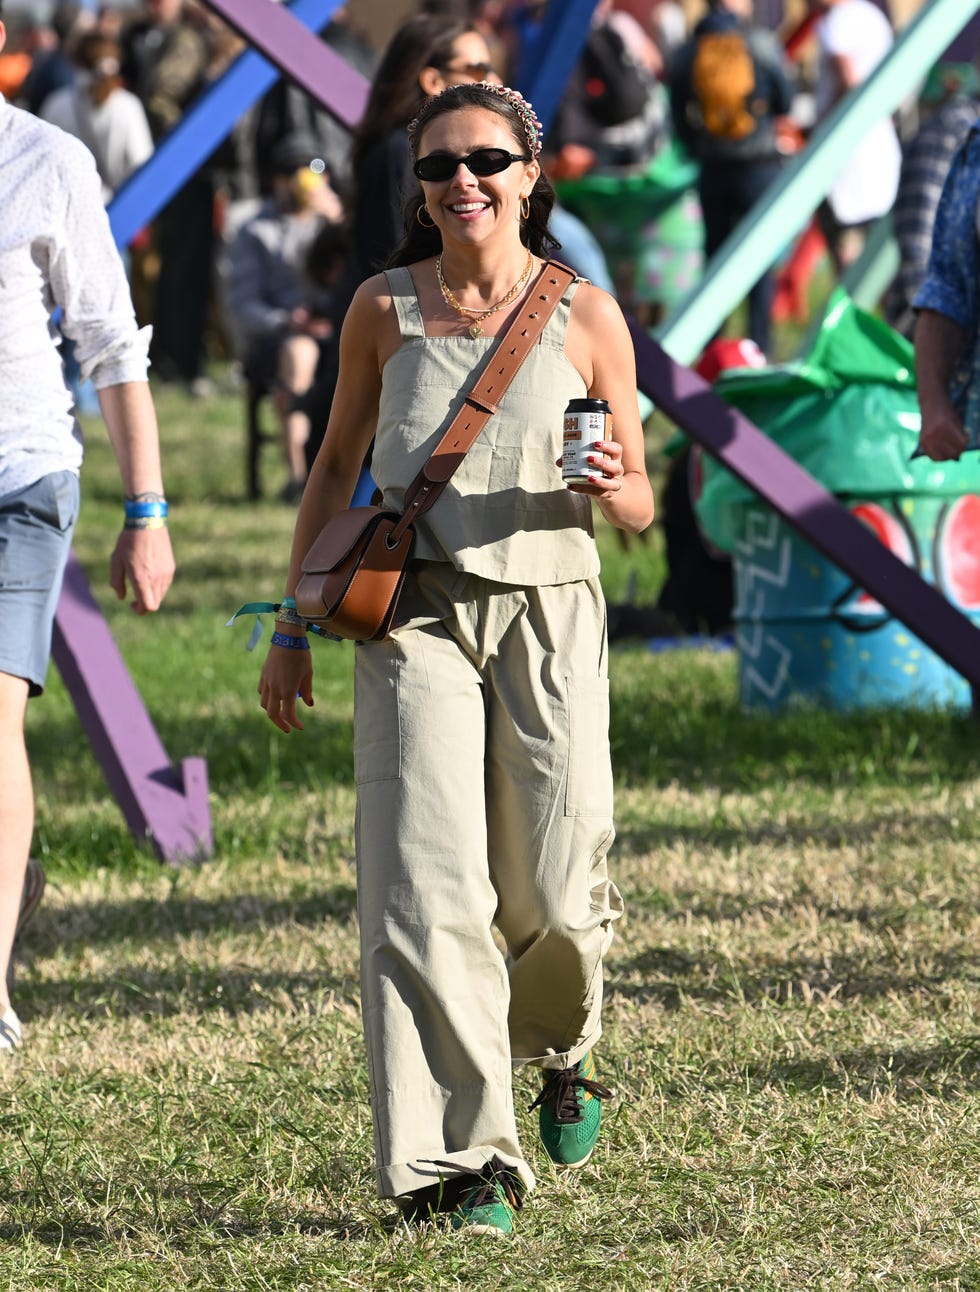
[271,630,310,650]
[275,606,306,627]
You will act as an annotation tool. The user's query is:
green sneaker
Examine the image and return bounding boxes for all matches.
[447,1157,523,1236]
[531,1051,613,1168]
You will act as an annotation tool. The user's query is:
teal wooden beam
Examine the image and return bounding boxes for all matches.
[655,0,980,365]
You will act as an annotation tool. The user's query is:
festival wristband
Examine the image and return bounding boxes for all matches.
[228,601,343,647]
[271,630,310,650]
[124,516,168,531]
[124,498,168,517]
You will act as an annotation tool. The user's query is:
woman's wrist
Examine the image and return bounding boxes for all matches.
[271,628,310,650]
[274,596,304,628]
[272,619,307,636]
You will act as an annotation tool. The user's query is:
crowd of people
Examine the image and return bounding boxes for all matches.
[3,0,980,1241]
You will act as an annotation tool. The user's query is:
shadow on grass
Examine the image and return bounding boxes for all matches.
[617,804,975,858]
[0,1208,391,1247]
[608,944,980,1013]
[12,886,361,1016]
[23,885,358,956]
[739,1033,980,1099]
[24,961,360,1020]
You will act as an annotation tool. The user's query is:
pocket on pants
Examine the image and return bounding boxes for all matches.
[563,675,614,818]
[6,470,80,534]
[36,471,81,532]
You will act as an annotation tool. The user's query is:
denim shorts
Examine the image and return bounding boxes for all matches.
[0,470,80,696]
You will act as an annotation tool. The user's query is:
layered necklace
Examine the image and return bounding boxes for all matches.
[436,251,534,338]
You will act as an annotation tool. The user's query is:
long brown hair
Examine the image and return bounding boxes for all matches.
[74,31,124,107]
[351,14,475,185]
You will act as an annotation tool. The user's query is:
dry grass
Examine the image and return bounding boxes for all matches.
[2,377,980,1289]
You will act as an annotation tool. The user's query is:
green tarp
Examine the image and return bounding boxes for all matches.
[695,290,980,552]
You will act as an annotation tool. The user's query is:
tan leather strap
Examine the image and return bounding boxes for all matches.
[389,260,578,544]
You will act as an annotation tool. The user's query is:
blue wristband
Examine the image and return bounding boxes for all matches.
[271,629,310,650]
[124,500,169,519]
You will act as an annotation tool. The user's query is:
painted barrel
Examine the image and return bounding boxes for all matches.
[732,493,980,711]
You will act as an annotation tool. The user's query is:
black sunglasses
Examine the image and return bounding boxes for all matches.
[413,147,530,183]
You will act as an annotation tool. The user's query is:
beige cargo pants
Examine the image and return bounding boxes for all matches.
[353,562,623,1200]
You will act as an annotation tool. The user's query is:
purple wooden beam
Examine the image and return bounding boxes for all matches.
[51,554,212,866]
[203,0,369,127]
[629,321,980,691]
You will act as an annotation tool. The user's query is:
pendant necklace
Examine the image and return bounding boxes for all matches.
[437,252,534,338]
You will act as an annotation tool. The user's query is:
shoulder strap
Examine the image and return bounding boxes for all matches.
[383,266,425,341]
[389,261,577,542]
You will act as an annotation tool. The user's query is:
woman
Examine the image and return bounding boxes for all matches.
[259,82,654,1235]
[350,12,499,284]
[303,13,498,472]
[41,30,153,203]
[41,30,154,414]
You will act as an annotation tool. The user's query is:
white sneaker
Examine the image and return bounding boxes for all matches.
[0,1008,22,1052]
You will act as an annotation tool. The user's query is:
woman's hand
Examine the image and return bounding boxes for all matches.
[562,437,625,500]
[564,285,655,534]
[259,634,315,733]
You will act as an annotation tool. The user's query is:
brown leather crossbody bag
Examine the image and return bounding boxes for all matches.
[294,261,576,641]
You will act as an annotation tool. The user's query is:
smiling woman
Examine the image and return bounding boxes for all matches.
[255,80,654,1238]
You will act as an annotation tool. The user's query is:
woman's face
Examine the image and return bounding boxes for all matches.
[437,31,499,88]
[417,106,540,251]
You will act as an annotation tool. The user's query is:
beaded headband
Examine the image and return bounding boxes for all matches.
[408,83,544,160]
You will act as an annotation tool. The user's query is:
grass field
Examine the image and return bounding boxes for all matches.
[3,375,980,1290]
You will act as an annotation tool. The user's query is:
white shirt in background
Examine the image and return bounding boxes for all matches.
[816,0,902,226]
[41,83,154,202]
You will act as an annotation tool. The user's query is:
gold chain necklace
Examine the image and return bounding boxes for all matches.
[437,252,534,338]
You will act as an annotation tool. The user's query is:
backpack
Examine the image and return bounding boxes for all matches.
[689,29,759,140]
[580,24,650,128]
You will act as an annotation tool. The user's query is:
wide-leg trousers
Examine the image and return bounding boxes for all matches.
[353,563,623,1200]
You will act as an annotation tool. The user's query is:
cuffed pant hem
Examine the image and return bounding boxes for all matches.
[378,1150,536,1201]
[511,1024,603,1073]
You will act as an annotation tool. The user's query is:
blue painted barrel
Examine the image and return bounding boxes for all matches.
[694,293,980,711]
[731,493,980,711]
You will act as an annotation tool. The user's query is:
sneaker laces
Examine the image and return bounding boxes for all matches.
[427,1155,524,1214]
[528,1064,614,1124]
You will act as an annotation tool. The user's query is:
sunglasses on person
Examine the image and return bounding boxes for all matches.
[413,147,531,183]
[441,60,495,80]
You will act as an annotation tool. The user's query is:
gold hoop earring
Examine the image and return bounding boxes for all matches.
[520,196,531,221]
[417,205,435,227]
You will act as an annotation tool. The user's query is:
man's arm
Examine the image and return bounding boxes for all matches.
[914,310,970,461]
[98,381,176,614]
[912,128,980,460]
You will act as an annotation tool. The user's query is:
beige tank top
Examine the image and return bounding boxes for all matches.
[374,266,600,586]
